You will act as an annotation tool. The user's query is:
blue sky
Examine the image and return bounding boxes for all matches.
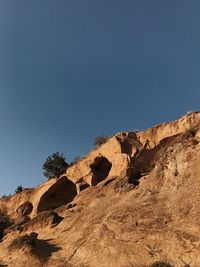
[1,0,200,195]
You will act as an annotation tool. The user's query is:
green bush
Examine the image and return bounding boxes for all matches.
[43,152,69,179]
[15,185,23,194]
[10,232,38,249]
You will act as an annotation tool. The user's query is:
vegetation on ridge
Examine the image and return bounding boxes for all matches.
[43,152,69,179]
[94,135,109,147]
[15,185,23,194]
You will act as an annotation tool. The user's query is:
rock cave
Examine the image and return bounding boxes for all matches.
[90,156,112,186]
[37,176,77,212]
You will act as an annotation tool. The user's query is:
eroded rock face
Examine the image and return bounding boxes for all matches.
[65,133,137,187]
[65,112,200,190]
[0,177,77,218]
[37,176,77,213]
[1,112,200,266]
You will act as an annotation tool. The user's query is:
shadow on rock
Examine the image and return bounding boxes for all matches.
[10,233,61,262]
[32,238,62,261]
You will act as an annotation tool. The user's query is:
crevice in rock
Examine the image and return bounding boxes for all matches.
[127,149,155,185]
[79,183,90,191]
[116,132,143,157]
[119,139,133,155]
[103,177,116,187]
[68,239,87,261]
[37,176,77,213]
[90,156,112,186]
[127,133,184,186]
[75,177,90,194]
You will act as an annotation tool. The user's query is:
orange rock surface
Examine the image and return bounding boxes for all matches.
[1,112,200,266]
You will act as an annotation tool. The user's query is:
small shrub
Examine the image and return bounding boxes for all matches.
[0,209,12,239]
[150,262,173,267]
[94,135,109,147]
[10,232,38,249]
[10,233,61,261]
[15,185,23,194]
[1,194,11,199]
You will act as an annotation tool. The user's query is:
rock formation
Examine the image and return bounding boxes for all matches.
[1,112,200,266]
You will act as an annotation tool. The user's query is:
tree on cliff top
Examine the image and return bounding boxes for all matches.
[43,152,69,179]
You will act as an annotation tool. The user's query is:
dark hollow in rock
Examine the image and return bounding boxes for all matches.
[127,133,184,186]
[37,176,77,212]
[66,203,76,210]
[90,156,112,186]
[103,177,116,187]
[116,132,142,156]
[79,183,90,191]
[119,139,133,155]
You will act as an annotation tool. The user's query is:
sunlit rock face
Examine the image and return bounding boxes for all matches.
[1,112,200,266]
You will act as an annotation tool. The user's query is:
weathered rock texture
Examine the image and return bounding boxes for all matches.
[1,112,200,266]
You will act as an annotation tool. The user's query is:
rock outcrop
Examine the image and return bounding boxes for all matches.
[1,112,200,266]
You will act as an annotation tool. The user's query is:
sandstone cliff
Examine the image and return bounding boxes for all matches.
[1,112,200,267]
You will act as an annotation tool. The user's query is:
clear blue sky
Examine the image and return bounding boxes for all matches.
[1,0,200,196]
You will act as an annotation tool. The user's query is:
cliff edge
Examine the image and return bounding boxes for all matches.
[1,112,200,267]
